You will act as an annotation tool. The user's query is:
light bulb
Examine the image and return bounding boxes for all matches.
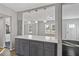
[35,21,38,23]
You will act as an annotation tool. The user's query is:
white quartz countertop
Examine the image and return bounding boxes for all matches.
[15,35,58,43]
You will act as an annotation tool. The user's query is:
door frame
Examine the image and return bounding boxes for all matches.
[2,16,12,50]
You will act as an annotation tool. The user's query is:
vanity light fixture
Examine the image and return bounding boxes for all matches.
[35,21,38,23]
[69,24,75,28]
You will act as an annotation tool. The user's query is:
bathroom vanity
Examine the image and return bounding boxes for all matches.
[15,35,57,56]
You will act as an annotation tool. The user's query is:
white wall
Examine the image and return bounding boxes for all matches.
[0,18,5,48]
[0,4,17,49]
[63,4,79,19]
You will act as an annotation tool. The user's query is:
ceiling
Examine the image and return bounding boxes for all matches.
[1,3,52,12]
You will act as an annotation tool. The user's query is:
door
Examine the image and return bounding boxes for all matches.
[0,18,5,48]
[5,17,11,49]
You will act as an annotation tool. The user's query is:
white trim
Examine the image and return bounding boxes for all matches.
[9,16,12,50]
[2,16,12,50]
[55,3,62,56]
[0,17,6,48]
[22,14,24,35]
[3,17,6,48]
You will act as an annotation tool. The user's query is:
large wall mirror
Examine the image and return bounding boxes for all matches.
[23,5,55,37]
[62,4,79,56]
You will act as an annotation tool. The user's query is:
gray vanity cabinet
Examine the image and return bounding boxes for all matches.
[15,39,29,56]
[15,39,20,55]
[15,39,57,56]
[18,39,23,55]
[44,42,57,56]
[29,40,44,56]
[21,39,29,56]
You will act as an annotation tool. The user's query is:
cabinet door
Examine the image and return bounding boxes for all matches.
[22,39,29,56]
[19,39,29,56]
[15,39,20,55]
[19,39,24,56]
[29,40,44,56]
[44,42,57,56]
[15,39,29,56]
